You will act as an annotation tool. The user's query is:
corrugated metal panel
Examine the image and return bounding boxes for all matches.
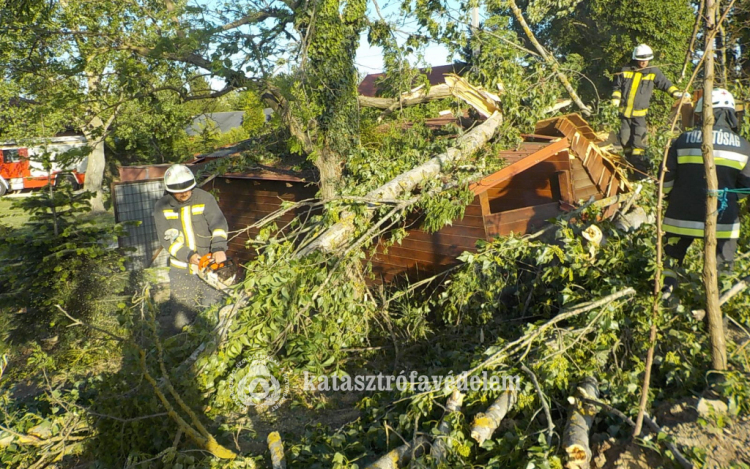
[113,180,168,270]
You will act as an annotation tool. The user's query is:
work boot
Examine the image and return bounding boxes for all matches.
[661,276,679,305]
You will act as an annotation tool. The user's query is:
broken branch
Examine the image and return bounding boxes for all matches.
[506,0,591,115]
[432,389,464,462]
[297,111,503,257]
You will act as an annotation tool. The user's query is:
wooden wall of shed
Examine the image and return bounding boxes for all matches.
[210,177,318,265]
[368,198,486,283]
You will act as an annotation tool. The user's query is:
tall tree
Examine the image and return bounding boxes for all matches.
[0,0,193,210]
[702,0,727,372]
[508,0,694,102]
[114,0,366,198]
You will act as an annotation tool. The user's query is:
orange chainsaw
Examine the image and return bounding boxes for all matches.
[197,253,237,292]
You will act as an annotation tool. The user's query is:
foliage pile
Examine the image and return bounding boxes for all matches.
[3,0,750,467]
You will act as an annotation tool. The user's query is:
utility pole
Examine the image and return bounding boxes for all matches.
[702,0,727,372]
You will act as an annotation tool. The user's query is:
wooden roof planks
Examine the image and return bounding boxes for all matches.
[367,113,630,283]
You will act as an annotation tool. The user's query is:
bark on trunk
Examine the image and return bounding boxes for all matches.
[432,389,464,462]
[317,145,343,200]
[470,389,516,445]
[702,0,727,372]
[297,111,503,257]
[82,128,106,212]
[563,377,599,469]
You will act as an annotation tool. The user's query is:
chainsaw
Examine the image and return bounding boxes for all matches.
[196,253,237,292]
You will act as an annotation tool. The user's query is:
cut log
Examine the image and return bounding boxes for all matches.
[432,389,464,462]
[268,431,286,469]
[563,377,599,469]
[365,436,430,469]
[297,111,503,257]
[470,389,516,445]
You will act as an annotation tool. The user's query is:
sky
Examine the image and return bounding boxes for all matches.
[353,0,459,74]
[196,0,460,81]
[355,32,455,75]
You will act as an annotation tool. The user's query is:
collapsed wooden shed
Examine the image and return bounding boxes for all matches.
[367,114,627,283]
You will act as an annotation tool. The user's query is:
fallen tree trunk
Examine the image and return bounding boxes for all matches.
[563,377,599,469]
[432,389,464,462]
[470,389,516,445]
[297,111,503,257]
[365,436,430,469]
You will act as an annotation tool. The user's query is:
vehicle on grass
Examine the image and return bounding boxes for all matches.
[0,136,88,196]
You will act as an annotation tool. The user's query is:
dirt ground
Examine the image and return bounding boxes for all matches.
[594,397,750,468]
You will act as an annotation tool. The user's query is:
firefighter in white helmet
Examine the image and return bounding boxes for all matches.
[153,164,229,332]
[660,88,750,299]
[612,44,688,180]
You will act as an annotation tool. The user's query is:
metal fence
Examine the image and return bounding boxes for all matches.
[113,179,169,270]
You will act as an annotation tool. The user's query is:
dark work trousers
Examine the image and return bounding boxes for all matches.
[664,236,738,272]
[168,267,224,333]
[619,115,649,179]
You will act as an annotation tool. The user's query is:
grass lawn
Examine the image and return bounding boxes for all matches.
[0,193,116,230]
[0,197,30,228]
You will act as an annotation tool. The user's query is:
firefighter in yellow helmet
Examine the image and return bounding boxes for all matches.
[612,44,688,180]
[153,164,229,333]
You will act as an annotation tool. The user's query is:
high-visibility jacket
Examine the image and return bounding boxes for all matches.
[153,188,229,272]
[663,124,750,239]
[612,65,680,118]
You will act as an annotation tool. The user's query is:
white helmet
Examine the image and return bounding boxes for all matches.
[632,44,654,61]
[164,164,196,193]
[695,88,736,113]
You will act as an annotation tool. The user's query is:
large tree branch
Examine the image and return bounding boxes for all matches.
[296,111,503,257]
[506,0,591,115]
[218,9,289,31]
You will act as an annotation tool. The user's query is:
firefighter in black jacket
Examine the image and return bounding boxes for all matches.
[153,164,229,332]
[612,44,687,179]
[661,88,750,297]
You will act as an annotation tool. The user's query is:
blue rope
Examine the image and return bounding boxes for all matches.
[708,188,750,217]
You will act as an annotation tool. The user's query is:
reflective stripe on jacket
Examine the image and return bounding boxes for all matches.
[662,126,750,239]
[153,188,229,273]
[612,65,678,118]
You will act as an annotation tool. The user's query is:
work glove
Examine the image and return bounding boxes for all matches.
[611,98,621,107]
[673,91,690,100]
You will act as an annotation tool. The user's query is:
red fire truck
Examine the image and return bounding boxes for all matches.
[0,136,88,196]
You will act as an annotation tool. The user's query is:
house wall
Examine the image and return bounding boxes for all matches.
[209,176,318,265]
[368,198,486,283]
